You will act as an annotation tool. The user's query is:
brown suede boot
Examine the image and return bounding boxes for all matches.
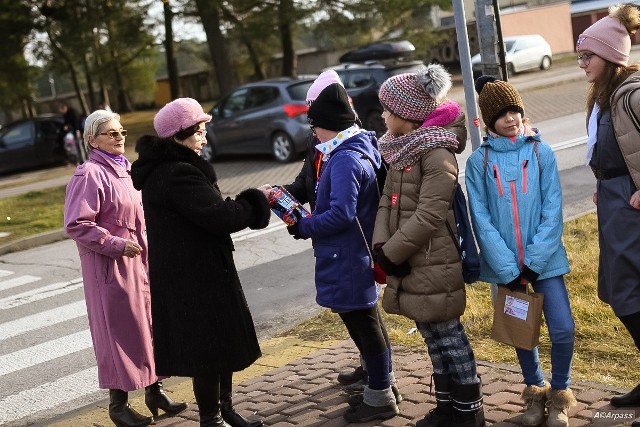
[545,388,576,427]
[520,382,550,426]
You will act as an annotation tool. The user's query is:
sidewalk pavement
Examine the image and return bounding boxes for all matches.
[46,337,635,426]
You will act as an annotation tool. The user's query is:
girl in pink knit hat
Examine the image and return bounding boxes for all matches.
[577,4,640,422]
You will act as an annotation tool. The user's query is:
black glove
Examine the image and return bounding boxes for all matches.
[286,209,307,240]
[499,276,525,292]
[376,250,411,277]
[520,266,540,284]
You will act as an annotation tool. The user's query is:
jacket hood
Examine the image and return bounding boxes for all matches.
[481,127,541,153]
[332,130,382,169]
[131,135,217,190]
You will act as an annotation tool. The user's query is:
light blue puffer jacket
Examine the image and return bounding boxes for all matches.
[464,129,570,284]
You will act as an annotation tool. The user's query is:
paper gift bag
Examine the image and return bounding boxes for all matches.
[491,286,544,351]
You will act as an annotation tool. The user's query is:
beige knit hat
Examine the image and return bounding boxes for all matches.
[576,4,640,66]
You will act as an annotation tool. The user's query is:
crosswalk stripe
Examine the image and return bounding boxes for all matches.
[0,300,86,341]
[0,269,13,278]
[0,330,92,376]
[0,367,99,424]
[0,275,41,292]
[0,277,83,309]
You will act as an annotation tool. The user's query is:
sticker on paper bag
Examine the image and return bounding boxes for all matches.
[503,295,529,321]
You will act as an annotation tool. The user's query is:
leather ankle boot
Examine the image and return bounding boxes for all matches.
[520,382,550,426]
[193,375,231,427]
[145,381,188,417]
[337,365,367,385]
[611,383,640,407]
[108,389,153,427]
[220,371,263,427]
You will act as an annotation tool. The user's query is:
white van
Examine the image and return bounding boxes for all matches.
[472,34,553,75]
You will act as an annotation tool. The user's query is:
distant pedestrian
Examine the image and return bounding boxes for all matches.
[282,80,400,423]
[64,109,187,427]
[466,77,576,427]
[131,98,270,427]
[58,102,87,163]
[258,70,397,397]
[372,64,485,427]
[576,3,640,417]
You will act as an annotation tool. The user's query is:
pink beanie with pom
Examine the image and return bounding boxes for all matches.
[306,70,344,104]
[154,98,212,138]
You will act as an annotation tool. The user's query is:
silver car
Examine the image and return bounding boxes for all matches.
[203,78,315,163]
[472,34,552,76]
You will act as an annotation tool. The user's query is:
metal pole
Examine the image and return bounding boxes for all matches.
[475,0,499,78]
[452,0,482,150]
[493,0,508,80]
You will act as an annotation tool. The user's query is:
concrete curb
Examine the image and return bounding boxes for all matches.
[0,229,68,256]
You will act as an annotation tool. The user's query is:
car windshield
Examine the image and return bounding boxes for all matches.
[505,41,516,51]
[287,81,314,101]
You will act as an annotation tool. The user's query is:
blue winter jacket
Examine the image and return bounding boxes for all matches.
[297,131,382,311]
[465,129,570,284]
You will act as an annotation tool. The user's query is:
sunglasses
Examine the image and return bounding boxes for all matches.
[99,130,127,138]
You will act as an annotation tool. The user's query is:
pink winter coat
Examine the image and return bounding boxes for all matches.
[64,149,156,391]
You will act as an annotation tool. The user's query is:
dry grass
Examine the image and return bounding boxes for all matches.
[282,213,640,389]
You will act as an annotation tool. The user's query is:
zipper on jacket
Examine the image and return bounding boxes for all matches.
[493,164,504,196]
[395,169,404,230]
[522,160,528,194]
[510,181,525,267]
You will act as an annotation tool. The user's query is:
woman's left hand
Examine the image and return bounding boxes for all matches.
[630,190,640,210]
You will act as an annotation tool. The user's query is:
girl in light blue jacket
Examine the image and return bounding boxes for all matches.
[465,77,576,427]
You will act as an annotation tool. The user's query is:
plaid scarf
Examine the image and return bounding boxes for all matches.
[378,126,459,170]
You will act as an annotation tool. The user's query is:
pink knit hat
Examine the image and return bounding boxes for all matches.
[378,64,452,123]
[576,4,640,66]
[154,98,212,138]
[306,70,343,104]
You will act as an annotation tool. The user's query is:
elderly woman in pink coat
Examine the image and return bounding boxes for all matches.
[64,110,187,427]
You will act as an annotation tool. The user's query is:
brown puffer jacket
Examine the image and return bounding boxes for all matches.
[611,70,640,190]
[373,145,465,323]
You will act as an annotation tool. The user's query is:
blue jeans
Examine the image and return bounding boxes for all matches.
[496,276,575,390]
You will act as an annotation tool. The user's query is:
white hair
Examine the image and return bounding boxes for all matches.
[83,109,120,151]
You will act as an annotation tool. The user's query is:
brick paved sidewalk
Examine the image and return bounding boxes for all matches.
[60,340,636,427]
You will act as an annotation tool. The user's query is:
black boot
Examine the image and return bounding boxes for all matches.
[338,365,367,385]
[145,380,188,417]
[193,375,231,427]
[416,373,453,427]
[220,372,263,427]
[611,384,640,407]
[451,380,485,427]
[108,389,153,427]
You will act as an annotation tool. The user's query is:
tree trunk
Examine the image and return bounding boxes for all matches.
[82,54,97,110]
[163,1,181,100]
[279,0,296,78]
[195,0,234,97]
[49,32,90,115]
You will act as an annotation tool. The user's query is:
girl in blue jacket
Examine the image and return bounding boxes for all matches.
[465,77,576,427]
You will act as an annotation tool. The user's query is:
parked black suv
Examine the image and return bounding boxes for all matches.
[324,41,425,136]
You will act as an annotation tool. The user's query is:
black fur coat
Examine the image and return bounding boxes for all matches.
[131,136,270,376]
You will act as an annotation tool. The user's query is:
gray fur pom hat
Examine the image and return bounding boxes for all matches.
[378,63,452,123]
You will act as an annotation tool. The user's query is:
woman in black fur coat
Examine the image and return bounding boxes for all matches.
[131,98,269,427]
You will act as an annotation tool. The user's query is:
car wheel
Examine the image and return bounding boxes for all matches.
[365,110,387,137]
[200,144,215,162]
[272,131,295,163]
[540,56,552,70]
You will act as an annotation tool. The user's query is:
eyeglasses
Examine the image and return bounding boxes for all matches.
[99,130,127,138]
[577,53,594,66]
[195,129,207,137]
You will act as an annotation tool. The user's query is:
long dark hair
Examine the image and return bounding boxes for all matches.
[587,62,640,115]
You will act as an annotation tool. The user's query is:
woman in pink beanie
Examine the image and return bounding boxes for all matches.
[132,98,270,427]
[577,4,640,419]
